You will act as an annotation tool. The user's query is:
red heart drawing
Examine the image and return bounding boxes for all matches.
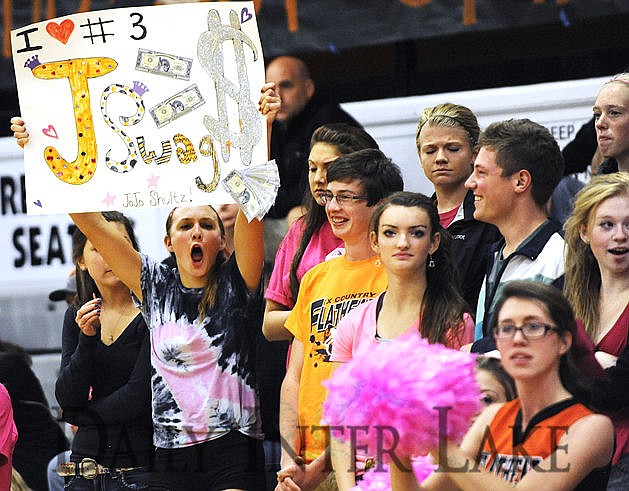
[46,19,74,44]
[42,125,58,139]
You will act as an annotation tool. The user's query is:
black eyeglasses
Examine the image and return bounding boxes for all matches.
[320,191,369,206]
[492,322,559,340]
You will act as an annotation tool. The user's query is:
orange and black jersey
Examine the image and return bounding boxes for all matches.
[478,398,610,489]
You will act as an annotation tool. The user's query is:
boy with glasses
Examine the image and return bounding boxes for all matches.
[276,148,403,490]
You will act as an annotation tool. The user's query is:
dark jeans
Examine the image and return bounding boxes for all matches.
[264,440,281,491]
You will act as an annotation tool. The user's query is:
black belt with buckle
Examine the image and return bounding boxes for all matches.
[56,458,143,479]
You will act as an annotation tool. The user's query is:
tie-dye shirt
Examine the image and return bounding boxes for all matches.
[137,253,263,448]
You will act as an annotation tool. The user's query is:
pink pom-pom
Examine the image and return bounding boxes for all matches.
[411,454,436,484]
[351,455,436,490]
[352,467,390,491]
[323,334,480,461]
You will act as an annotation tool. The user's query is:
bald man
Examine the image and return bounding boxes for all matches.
[266,56,315,124]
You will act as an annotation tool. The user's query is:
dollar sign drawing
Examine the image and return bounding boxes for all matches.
[197,9,261,166]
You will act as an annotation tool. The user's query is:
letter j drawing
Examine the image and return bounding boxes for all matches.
[28,55,117,185]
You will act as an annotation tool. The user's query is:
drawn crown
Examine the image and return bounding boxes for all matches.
[133,81,149,96]
[24,55,41,70]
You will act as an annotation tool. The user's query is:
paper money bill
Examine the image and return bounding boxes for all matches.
[136,48,192,80]
[149,84,205,128]
[246,160,280,185]
[222,170,263,221]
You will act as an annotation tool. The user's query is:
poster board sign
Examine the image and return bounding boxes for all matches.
[11,2,272,216]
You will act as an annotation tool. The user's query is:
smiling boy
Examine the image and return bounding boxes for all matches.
[276,149,403,490]
[465,119,565,352]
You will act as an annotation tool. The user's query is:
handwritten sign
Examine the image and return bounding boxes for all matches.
[11,2,267,215]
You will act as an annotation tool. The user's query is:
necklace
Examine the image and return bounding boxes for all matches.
[101,302,136,343]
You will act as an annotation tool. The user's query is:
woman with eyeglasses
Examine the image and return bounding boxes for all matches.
[391,281,613,490]
[564,172,629,489]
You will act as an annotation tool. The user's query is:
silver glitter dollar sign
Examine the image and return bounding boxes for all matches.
[197,9,261,166]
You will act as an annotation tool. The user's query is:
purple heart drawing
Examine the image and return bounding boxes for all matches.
[42,125,58,139]
[241,7,253,23]
[33,200,42,207]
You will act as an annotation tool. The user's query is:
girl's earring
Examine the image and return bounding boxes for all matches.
[428,254,436,268]
[374,255,381,267]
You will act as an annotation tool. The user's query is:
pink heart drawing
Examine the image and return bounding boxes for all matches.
[42,125,58,139]
[241,7,253,23]
[33,200,42,208]
[46,19,74,44]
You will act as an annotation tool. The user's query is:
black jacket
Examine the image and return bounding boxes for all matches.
[434,190,501,312]
[599,157,619,174]
[562,117,597,175]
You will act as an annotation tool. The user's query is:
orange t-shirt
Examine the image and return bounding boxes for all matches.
[285,254,387,463]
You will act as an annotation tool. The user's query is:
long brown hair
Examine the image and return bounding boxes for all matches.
[288,123,379,301]
[72,211,139,307]
[369,191,469,346]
